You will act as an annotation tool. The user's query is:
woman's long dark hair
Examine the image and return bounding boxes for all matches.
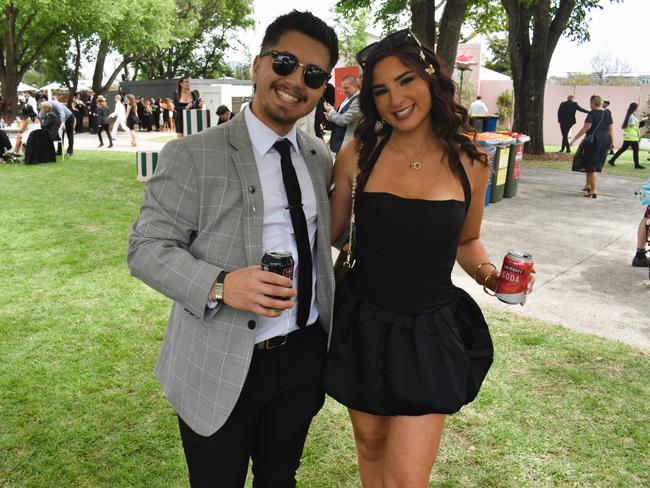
[354,41,488,190]
[177,76,190,97]
[622,102,638,129]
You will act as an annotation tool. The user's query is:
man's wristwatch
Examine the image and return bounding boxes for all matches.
[210,271,229,303]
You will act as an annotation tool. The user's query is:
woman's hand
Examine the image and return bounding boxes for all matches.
[520,264,536,306]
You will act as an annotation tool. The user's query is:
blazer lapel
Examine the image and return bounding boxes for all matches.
[228,115,264,266]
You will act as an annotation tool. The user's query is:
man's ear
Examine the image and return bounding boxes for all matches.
[252,55,261,81]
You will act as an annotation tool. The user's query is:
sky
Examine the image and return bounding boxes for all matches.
[234,0,650,77]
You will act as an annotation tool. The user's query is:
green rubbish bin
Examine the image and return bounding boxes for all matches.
[504,134,530,198]
[469,117,484,133]
[490,143,511,203]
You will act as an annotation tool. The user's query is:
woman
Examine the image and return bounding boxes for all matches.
[110,94,130,141]
[12,106,41,155]
[607,102,646,169]
[325,31,533,487]
[95,95,113,148]
[123,94,139,147]
[571,95,614,198]
[172,76,198,138]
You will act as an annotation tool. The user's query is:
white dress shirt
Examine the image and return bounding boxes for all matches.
[244,106,320,342]
[469,99,489,116]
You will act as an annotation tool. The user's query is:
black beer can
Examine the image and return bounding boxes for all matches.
[261,250,294,279]
[261,250,294,311]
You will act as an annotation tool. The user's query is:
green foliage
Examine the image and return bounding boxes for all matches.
[496,89,513,129]
[135,0,254,80]
[483,36,511,76]
[21,69,47,89]
[332,7,370,66]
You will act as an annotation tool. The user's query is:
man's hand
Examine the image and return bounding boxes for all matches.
[323,102,333,120]
[223,265,296,317]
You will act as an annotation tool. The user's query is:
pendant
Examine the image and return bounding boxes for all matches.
[409,161,422,170]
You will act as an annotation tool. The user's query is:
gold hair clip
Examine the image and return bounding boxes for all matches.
[425,64,435,75]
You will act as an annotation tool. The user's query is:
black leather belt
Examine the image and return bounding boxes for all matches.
[254,320,319,351]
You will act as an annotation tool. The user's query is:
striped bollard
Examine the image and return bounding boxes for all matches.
[183,109,211,136]
[136,151,159,182]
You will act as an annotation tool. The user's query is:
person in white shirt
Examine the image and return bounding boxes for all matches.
[109,94,130,140]
[468,95,489,116]
[127,10,338,487]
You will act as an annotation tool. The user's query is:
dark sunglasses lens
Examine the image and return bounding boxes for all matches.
[272,53,297,76]
[304,67,328,89]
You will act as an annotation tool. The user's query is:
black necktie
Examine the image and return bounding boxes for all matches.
[273,139,313,328]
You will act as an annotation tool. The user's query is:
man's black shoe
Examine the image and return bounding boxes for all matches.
[632,255,649,267]
[634,165,646,170]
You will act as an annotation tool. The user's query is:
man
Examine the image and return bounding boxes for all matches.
[38,95,74,156]
[39,101,61,141]
[468,95,489,116]
[216,104,235,124]
[557,94,589,153]
[128,10,338,487]
[324,75,360,153]
[87,90,98,134]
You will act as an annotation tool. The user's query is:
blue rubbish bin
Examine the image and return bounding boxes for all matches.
[483,116,499,132]
[476,141,498,207]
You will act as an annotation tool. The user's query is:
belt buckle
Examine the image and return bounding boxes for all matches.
[257,334,288,350]
[267,334,288,350]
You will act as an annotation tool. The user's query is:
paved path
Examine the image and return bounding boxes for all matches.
[452,168,650,350]
[69,131,650,349]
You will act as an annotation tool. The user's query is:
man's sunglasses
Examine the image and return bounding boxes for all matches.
[260,50,331,89]
[356,29,434,75]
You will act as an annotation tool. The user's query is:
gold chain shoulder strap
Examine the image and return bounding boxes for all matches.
[344,167,359,269]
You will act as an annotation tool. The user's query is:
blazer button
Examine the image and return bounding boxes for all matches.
[247,320,256,330]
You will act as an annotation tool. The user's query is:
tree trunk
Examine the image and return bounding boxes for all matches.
[410,0,436,50]
[92,39,109,94]
[2,4,18,118]
[502,0,576,154]
[436,0,471,76]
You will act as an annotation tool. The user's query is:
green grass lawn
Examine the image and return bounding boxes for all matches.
[524,145,650,179]
[1,152,649,487]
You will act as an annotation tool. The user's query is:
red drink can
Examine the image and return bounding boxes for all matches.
[495,251,533,304]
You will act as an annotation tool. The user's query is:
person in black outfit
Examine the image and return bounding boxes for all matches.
[570,95,614,198]
[0,128,11,155]
[558,94,589,153]
[95,95,113,147]
[216,104,234,125]
[325,30,534,487]
[173,76,198,138]
[315,83,335,138]
[39,101,61,141]
[88,90,98,134]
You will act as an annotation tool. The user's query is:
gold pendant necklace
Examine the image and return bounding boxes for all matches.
[409,161,422,170]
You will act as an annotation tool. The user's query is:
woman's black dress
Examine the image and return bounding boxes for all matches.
[324,138,494,416]
[173,92,198,135]
[580,109,613,172]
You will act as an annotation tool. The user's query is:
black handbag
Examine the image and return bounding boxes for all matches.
[333,169,358,286]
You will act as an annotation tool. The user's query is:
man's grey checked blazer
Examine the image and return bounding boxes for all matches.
[127,113,335,436]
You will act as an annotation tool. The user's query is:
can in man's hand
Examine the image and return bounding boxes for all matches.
[261,250,294,311]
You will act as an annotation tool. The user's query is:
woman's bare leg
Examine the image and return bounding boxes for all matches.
[382,414,446,488]
[349,409,389,487]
